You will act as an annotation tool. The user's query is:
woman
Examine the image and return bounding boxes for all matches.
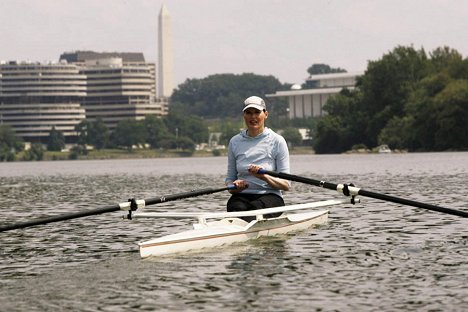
[225,96,291,221]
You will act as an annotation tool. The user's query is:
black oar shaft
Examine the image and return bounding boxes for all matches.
[145,187,230,205]
[0,186,231,233]
[0,205,121,232]
[261,170,468,218]
[357,189,468,218]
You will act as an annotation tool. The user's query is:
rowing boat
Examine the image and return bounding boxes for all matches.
[135,198,356,258]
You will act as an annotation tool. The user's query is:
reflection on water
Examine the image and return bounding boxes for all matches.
[0,153,467,311]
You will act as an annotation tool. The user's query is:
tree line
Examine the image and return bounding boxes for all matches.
[2,44,467,160]
[312,46,468,153]
[0,113,210,161]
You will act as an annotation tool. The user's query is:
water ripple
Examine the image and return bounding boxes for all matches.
[0,153,467,311]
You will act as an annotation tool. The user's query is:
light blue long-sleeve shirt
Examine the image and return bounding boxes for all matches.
[225,127,290,197]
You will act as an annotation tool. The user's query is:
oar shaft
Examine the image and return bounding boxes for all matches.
[259,170,339,191]
[0,205,120,232]
[0,186,233,233]
[259,169,468,218]
[358,189,468,218]
[145,187,231,206]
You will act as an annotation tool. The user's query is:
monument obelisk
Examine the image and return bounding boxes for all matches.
[158,4,174,98]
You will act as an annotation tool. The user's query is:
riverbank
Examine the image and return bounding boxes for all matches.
[16,146,316,161]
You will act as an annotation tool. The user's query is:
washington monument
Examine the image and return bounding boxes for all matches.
[158,4,174,98]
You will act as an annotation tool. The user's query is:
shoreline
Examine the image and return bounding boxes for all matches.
[14,146,317,162]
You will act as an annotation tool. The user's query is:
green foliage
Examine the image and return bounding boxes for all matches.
[216,119,243,146]
[75,120,91,146]
[104,113,208,152]
[0,143,15,161]
[145,115,169,148]
[282,127,303,149]
[75,119,109,150]
[313,116,348,154]
[68,145,88,160]
[0,125,24,161]
[89,119,109,150]
[23,143,44,161]
[170,73,288,118]
[313,45,468,153]
[111,119,147,151]
[378,116,413,149]
[47,126,65,151]
[307,63,347,75]
[432,80,468,149]
[165,113,208,144]
[358,46,429,147]
[176,136,196,151]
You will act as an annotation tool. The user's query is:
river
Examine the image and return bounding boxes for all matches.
[0,153,467,311]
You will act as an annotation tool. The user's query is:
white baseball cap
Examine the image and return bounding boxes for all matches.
[243,96,266,112]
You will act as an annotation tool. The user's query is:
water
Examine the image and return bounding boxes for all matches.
[0,153,467,311]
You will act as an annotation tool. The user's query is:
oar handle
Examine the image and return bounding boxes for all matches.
[258,169,468,218]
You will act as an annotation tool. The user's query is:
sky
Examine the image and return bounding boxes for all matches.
[1,0,467,86]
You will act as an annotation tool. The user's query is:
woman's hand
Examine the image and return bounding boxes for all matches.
[248,164,264,179]
[248,164,290,191]
[228,179,249,193]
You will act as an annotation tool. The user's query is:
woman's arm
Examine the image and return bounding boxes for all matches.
[248,165,290,191]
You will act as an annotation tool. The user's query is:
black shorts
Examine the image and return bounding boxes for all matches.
[227,193,285,221]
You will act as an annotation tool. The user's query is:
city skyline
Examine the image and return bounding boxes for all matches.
[1,0,467,87]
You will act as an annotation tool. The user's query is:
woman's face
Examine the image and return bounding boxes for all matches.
[243,108,268,133]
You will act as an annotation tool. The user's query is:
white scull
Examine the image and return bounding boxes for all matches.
[135,198,357,258]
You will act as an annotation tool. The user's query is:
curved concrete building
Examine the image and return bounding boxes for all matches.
[81,57,163,129]
[0,61,86,141]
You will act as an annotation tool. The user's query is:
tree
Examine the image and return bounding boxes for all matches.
[307,63,347,75]
[75,119,109,150]
[218,119,243,146]
[89,118,109,150]
[23,143,44,161]
[311,45,468,153]
[282,127,303,149]
[47,126,65,151]
[432,80,468,150]
[111,119,147,151]
[313,116,347,154]
[0,125,24,161]
[170,73,287,118]
[358,46,429,148]
[144,115,169,148]
[165,113,209,144]
[378,116,413,149]
[75,120,91,146]
[176,136,196,151]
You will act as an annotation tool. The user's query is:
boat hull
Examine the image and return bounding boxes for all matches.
[138,210,328,258]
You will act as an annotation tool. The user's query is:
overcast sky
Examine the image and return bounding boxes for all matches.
[1,0,466,86]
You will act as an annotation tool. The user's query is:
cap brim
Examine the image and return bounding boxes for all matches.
[243,104,265,111]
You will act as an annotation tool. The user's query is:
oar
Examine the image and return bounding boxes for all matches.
[258,169,468,218]
[0,186,234,233]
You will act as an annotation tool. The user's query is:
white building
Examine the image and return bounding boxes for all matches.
[1,51,170,141]
[0,61,86,141]
[60,51,168,130]
[80,57,165,130]
[267,72,362,119]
